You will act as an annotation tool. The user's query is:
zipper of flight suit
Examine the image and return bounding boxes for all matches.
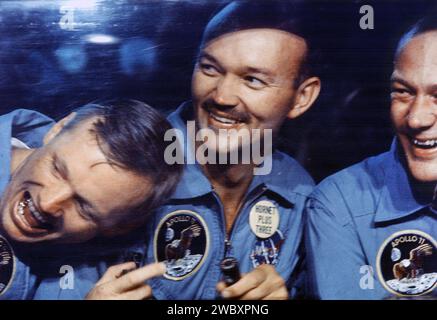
[211,185,267,299]
[212,184,267,259]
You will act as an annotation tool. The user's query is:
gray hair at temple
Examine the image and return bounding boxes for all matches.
[198,0,322,87]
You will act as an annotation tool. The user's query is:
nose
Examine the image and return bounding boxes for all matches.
[212,75,239,108]
[406,95,437,130]
[38,183,73,217]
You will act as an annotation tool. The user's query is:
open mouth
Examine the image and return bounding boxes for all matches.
[411,138,437,150]
[208,111,244,126]
[16,191,53,232]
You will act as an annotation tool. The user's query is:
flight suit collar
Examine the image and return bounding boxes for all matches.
[167,102,297,206]
[374,139,432,223]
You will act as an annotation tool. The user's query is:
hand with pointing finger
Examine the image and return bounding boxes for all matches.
[86,262,165,300]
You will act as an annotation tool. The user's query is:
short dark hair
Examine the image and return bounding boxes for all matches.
[395,13,437,61]
[198,0,321,87]
[62,99,183,223]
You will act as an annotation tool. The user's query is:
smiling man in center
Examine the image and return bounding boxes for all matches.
[138,0,322,300]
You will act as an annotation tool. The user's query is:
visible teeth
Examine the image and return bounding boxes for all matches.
[27,197,48,224]
[18,201,25,215]
[210,113,238,124]
[412,139,437,148]
[17,193,49,225]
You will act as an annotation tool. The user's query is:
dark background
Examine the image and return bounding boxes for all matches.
[0,0,435,182]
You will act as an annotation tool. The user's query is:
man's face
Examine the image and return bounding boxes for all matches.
[391,31,437,183]
[0,118,152,244]
[192,28,309,155]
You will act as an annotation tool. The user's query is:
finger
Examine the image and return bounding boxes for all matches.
[220,272,262,299]
[237,276,278,300]
[238,277,287,300]
[239,286,267,300]
[112,262,166,292]
[221,265,286,300]
[263,287,289,300]
[216,281,227,294]
[121,284,153,300]
[96,262,137,285]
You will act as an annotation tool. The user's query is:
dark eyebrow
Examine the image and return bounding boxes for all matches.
[198,52,219,64]
[245,66,275,79]
[200,52,274,80]
[90,161,113,169]
[198,52,226,72]
[390,76,414,90]
[391,76,437,94]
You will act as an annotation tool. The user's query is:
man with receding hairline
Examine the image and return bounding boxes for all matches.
[0,101,182,299]
[306,16,437,300]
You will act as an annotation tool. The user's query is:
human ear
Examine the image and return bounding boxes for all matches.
[287,76,321,119]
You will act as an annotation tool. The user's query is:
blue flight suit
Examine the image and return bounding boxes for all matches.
[144,102,314,299]
[306,140,437,299]
[0,109,141,299]
[0,109,54,299]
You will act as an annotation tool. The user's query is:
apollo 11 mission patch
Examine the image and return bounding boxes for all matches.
[154,210,209,281]
[376,230,436,297]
